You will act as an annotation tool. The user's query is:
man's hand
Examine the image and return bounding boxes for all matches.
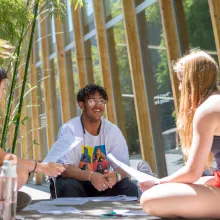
[103,170,117,188]
[37,162,65,177]
[90,172,111,191]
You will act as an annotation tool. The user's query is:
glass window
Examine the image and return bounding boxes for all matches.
[34,19,41,63]
[137,2,183,175]
[47,15,56,55]
[84,36,101,85]
[103,0,122,22]
[81,0,95,35]
[63,0,74,46]
[71,48,80,94]
[107,21,140,157]
[134,0,146,7]
[71,48,82,116]
[38,66,48,158]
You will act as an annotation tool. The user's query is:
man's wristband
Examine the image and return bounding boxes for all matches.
[88,171,94,181]
[116,172,122,182]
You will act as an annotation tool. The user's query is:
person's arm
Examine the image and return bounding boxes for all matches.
[104,126,130,186]
[17,157,65,176]
[0,149,65,189]
[139,105,218,192]
[62,164,112,191]
[0,148,7,165]
[16,160,64,189]
[159,108,217,184]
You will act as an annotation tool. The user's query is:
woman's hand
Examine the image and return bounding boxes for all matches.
[138,180,159,192]
[37,162,65,177]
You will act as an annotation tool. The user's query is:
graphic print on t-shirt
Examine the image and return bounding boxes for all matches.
[79,145,109,174]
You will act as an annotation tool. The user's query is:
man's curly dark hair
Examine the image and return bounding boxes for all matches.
[76,84,108,103]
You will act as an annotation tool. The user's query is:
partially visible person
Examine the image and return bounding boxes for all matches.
[0,67,65,189]
[50,84,138,198]
[139,50,220,218]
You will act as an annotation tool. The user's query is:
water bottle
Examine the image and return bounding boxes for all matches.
[0,155,17,220]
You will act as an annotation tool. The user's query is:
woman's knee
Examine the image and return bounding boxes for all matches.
[140,188,159,216]
[140,184,177,216]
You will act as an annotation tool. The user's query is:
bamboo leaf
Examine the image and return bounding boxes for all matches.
[11,113,21,124]
[21,116,28,125]
[33,139,40,146]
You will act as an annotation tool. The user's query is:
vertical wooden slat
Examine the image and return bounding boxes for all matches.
[93,0,117,124]
[63,9,76,118]
[30,52,41,184]
[40,15,58,149]
[209,0,220,64]
[159,0,180,115]
[121,0,156,171]
[54,17,72,123]
[72,5,87,87]
[26,86,33,160]
[18,64,27,158]
[80,7,95,84]
[135,0,167,176]
[174,0,190,54]
[65,50,76,118]
[84,39,95,84]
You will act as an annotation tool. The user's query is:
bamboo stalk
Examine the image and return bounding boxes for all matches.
[12,1,39,153]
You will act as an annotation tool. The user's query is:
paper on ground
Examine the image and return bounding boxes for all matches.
[24,198,88,210]
[43,135,82,163]
[89,195,137,202]
[113,209,148,216]
[23,196,137,212]
[107,153,159,183]
[36,206,81,214]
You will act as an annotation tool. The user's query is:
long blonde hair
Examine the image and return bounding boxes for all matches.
[174,50,219,166]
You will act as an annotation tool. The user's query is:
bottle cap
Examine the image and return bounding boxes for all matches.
[1,160,17,178]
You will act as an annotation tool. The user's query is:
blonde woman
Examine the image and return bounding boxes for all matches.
[0,67,65,189]
[139,50,220,218]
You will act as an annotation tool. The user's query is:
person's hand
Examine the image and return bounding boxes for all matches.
[103,170,117,188]
[90,172,111,191]
[137,180,158,192]
[37,162,65,177]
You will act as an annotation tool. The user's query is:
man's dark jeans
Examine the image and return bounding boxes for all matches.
[50,176,138,198]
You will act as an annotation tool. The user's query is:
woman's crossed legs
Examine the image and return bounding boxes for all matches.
[140,180,220,218]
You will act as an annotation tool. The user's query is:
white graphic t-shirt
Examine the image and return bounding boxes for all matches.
[57,117,129,173]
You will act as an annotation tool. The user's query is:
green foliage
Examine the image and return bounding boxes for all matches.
[0,0,85,153]
[33,139,40,146]
[144,0,216,132]
[11,113,21,125]
[183,0,215,50]
[149,0,217,95]
[21,116,28,125]
[0,0,31,45]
